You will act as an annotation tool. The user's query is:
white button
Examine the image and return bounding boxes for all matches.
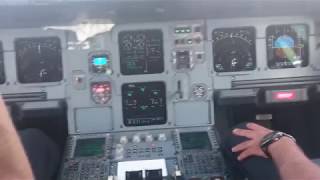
[115,144,124,154]
[145,135,153,142]
[120,136,128,144]
[158,133,167,141]
[132,135,141,143]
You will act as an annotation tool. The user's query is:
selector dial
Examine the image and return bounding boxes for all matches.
[120,136,128,145]
[132,135,141,143]
[158,133,167,142]
[145,135,154,143]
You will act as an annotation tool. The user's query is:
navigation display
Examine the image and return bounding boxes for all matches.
[74,138,105,157]
[15,37,63,83]
[0,42,5,84]
[180,132,212,150]
[119,30,164,75]
[266,24,309,69]
[212,27,256,72]
[122,82,167,126]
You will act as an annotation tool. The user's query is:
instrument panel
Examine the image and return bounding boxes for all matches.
[0,16,316,180]
[15,37,63,83]
[266,24,309,69]
[0,17,317,133]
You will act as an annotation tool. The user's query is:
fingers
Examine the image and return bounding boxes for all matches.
[237,149,253,161]
[232,140,253,153]
[232,128,255,139]
[246,123,264,131]
[237,149,269,161]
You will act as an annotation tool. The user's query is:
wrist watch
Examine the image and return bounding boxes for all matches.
[260,131,296,157]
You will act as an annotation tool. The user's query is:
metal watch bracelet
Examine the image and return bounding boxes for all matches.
[260,131,296,157]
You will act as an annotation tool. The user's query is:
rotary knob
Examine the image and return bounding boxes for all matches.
[115,144,124,160]
[132,135,141,143]
[145,135,154,143]
[158,133,167,142]
[120,136,128,145]
[115,144,124,154]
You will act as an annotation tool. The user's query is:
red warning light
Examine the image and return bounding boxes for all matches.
[272,91,297,101]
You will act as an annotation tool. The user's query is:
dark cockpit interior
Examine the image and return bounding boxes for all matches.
[1,0,320,179]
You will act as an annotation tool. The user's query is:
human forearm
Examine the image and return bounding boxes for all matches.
[0,98,34,179]
[269,137,320,180]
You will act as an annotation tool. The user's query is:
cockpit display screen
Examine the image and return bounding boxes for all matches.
[118,30,164,75]
[180,132,212,150]
[90,55,110,74]
[122,82,167,126]
[0,42,5,84]
[74,138,105,157]
[15,37,63,83]
[267,24,309,69]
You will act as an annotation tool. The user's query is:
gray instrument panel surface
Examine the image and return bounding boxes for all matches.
[0,29,67,100]
[0,17,319,134]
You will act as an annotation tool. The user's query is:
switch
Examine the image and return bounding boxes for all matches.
[115,144,124,160]
[133,135,141,143]
[158,133,167,142]
[174,170,183,180]
[145,135,154,143]
[72,70,86,90]
[126,171,143,180]
[120,136,128,145]
[146,169,162,180]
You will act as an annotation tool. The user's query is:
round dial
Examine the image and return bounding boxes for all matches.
[266,24,308,69]
[212,27,256,72]
[15,37,63,83]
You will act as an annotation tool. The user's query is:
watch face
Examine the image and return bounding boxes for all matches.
[260,131,278,147]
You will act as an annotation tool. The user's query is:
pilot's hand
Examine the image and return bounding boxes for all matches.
[231,123,273,161]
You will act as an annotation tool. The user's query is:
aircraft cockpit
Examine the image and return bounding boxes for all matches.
[1,0,320,180]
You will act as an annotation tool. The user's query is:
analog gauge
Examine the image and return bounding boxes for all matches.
[212,27,256,72]
[15,37,63,83]
[91,82,112,104]
[266,24,309,69]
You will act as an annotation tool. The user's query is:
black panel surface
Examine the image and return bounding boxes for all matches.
[15,37,63,83]
[213,27,256,72]
[119,30,164,75]
[180,132,212,150]
[122,82,167,126]
[266,24,309,69]
[74,138,105,157]
[0,42,4,84]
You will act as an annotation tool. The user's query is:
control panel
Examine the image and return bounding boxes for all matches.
[0,16,318,180]
[91,82,112,105]
[89,52,113,75]
[59,128,227,180]
[172,22,205,72]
